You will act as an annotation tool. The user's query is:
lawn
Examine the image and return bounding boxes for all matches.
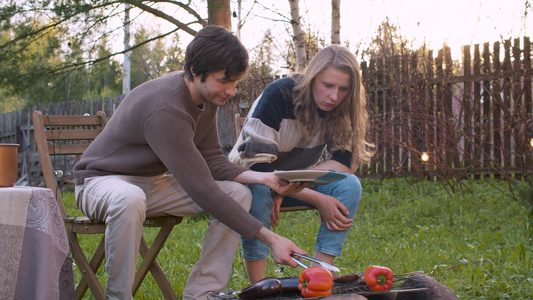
[63,177,533,299]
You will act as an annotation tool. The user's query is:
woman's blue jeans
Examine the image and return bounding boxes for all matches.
[241,174,362,261]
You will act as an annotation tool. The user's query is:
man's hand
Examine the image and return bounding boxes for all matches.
[255,227,308,267]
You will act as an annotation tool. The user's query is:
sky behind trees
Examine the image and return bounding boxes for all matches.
[238,0,531,61]
[116,0,531,74]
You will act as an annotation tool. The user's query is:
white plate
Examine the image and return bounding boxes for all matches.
[275,170,347,185]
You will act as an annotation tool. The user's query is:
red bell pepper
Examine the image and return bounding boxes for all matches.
[363,265,394,291]
[298,267,334,298]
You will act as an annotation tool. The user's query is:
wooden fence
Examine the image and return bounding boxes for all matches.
[1,37,532,184]
[361,37,532,179]
[0,96,125,185]
[1,95,125,149]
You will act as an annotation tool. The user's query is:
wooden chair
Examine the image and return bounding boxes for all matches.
[234,113,312,213]
[33,110,182,300]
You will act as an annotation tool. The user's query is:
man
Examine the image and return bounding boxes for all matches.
[73,25,307,300]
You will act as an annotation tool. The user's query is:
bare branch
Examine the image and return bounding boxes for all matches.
[252,0,292,23]
[53,27,182,73]
[121,0,201,36]
[149,0,207,24]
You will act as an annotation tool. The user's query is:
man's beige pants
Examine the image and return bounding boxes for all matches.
[75,174,252,300]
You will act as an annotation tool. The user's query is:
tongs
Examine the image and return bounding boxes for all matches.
[290,253,340,273]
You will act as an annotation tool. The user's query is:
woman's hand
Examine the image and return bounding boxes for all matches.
[263,172,307,196]
[314,194,352,231]
[270,191,283,227]
[234,170,307,195]
[280,187,353,231]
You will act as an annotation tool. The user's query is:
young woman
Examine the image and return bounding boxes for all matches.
[229,45,374,283]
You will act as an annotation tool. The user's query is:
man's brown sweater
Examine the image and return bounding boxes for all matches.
[73,71,262,239]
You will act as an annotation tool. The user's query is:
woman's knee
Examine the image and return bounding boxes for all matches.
[344,174,362,198]
[332,174,362,212]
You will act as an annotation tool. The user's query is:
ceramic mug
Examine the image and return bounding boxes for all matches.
[0,143,19,187]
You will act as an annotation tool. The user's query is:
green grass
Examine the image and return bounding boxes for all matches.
[62,178,533,299]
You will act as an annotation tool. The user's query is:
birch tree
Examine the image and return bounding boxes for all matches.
[288,0,306,71]
[331,0,341,44]
[123,4,131,94]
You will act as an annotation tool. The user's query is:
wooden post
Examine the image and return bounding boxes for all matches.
[493,41,502,170]
[502,39,512,170]
[463,45,473,170]
[522,37,532,173]
[482,43,492,171]
[426,50,435,180]
[512,38,522,171]
[473,44,482,174]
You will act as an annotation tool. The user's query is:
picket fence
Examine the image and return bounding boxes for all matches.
[360,37,532,179]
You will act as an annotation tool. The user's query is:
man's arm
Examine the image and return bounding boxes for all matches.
[147,109,262,239]
[234,170,310,266]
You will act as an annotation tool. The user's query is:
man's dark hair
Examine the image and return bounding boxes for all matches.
[184,25,249,82]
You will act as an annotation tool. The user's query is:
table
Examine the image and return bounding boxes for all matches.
[0,186,75,300]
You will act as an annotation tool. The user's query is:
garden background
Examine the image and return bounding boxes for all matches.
[1,1,532,299]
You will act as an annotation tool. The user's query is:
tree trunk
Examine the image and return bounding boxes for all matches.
[288,0,306,71]
[208,0,232,30]
[235,0,242,39]
[331,0,341,44]
[207,0,235,155]
[123,3,131,94]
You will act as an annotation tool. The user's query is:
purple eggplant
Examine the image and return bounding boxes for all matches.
[235,277,282,299]
[278,277,301,294]
[235,276,300,299]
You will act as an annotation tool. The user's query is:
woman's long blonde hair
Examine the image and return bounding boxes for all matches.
[291,45,374,171]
